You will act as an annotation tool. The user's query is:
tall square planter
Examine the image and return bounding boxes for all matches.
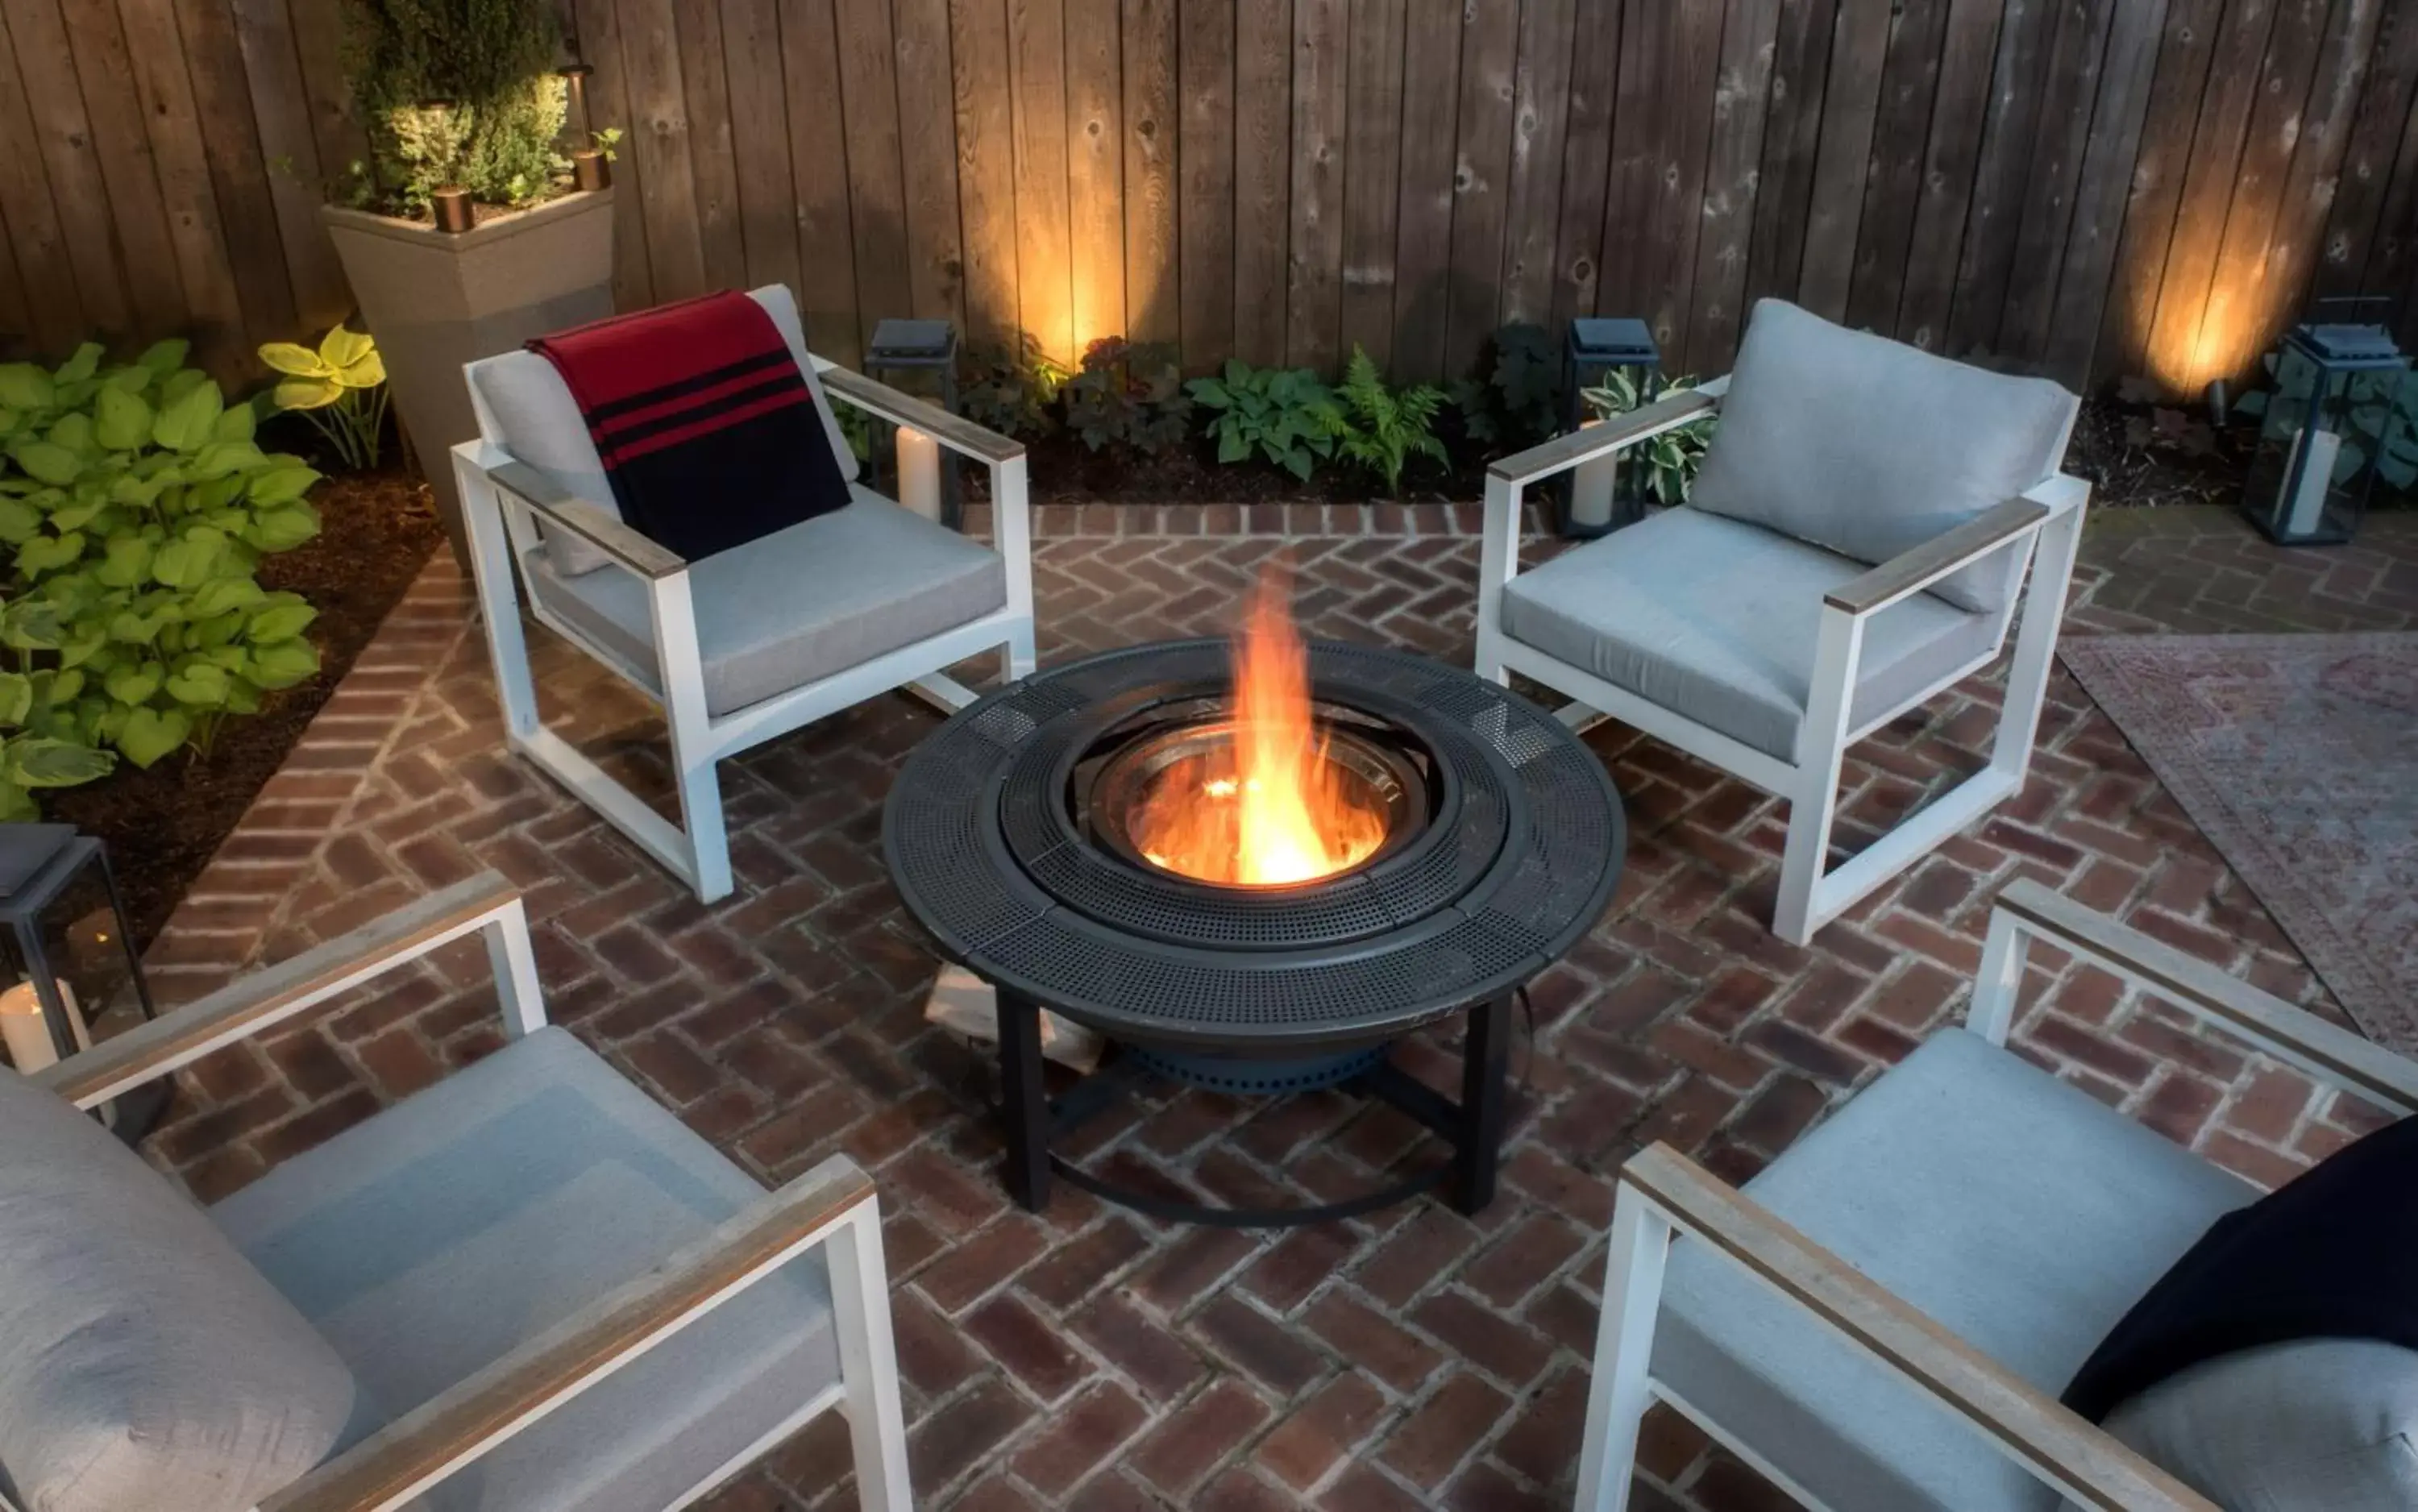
[321,189,615,564]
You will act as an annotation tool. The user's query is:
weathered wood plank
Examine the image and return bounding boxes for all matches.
[172,0,299,352]
[1286,0,1348,368]
[0,195,28,354]
[2091,0,2225,388]
[4,0,127,337]
[1892,0,2000,351]
[1685,0,1784,370]
[1795,0,1893,320]
[0,0,84,352]
[2040,0,2171,388]
[2222,0,2383,376]
[1178,0,1236,366]
[571,0,650,310]
[1234,0,1293,365]
[896,0,968,326]
[721,0,805,296]
[1336,0,1405,364]
[1548,0,1622,327]
[835,0,914,350]
[228,0,348,334]
[620,0,710,300]
[1844,0,1951,335]
[1068,0,1126,348]
[115,0,247,368]
[2313,0,2418,301]
[1741,0,1839,315]
[1498,0,1577,328]
[1122,0,1180,345]
[1388,0,1461,381]
[2000,0,2123,367]
[951,0,1018,350]
[2358,21,2418,341]
[1008,0,1074,362]
[676,0,750,291]
[780,0,861,361]
[1946,0,2056,357]
[1602,0,1724,359]
[54,0,184,334]
[1443,0,1519,379]
[284,0,368,197]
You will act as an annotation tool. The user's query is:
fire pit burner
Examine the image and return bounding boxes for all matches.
[884,638,1625,1225]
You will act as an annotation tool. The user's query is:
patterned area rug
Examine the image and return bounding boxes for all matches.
[2061,633,2418,1053]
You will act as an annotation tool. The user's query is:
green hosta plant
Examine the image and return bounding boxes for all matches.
[1335,346,1447,493]
[262,324,389,471]
[1186,361,1345,482]
[0,339,325,817]
[1580,368,1715,505]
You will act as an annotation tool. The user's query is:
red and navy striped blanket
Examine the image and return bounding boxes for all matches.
[527,290,850,562]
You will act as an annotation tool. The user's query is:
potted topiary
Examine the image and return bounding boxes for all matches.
[320,0,615,563]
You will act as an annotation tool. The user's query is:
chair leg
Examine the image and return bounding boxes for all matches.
[826,1203,912,1511]
[1003,620,1037,683]
[1577,1192,1675,1512]
[456,455,543,744]
[650,574,736,903]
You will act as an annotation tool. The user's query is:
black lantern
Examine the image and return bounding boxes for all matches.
[1559,318,1661,538]
[865,319,962,530]
[0,825,160,1135]
[2241,297,2409,546]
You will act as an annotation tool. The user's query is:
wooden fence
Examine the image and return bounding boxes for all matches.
[6,0,2418,400]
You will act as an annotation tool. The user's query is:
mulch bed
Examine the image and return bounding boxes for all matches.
[48,464,442,948]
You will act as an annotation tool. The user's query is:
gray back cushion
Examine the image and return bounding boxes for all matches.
[467,283,858,575]
[0,1069,357,1511]
[1689,298,2078,613]
[2077,1340,2418,1511]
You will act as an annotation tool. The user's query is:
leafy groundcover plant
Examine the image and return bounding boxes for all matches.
[1186,362,1347,481]
[0,341,324,817]
[1580,368,1716,505]
[1336,347,1446,492]
[263,325,388,471]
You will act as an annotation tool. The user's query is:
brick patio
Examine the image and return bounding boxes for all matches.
[139,501,2418,1511]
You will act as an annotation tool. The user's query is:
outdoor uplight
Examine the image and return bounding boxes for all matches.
[1560,318,1661,538]
[0,825,160,1136]
[559,63,609,190]
[2241,296,2409,546]
[866,319,962,528]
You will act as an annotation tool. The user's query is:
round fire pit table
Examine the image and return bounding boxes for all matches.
[884,639,1625,1225]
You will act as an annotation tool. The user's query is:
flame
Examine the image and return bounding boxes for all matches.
[1128,567,1390,886]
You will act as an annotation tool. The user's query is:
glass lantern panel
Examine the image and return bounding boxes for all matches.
[0,864,140,1057]
[2246,351,2380,542]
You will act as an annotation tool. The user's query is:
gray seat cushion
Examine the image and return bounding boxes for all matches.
[210,1026,841,1512]
[1499,507,2004,762]
[0,1069,357,1512]
[522,483,1008,717]
[2092,1340,2418,1511]
[1655,1027,2257,1512]
[467,283,859,576]
[1690,298,2077,613]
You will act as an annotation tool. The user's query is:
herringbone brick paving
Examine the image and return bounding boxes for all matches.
[136,502,2418,1510]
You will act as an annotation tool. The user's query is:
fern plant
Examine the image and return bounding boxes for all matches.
[1335,347,1447,494]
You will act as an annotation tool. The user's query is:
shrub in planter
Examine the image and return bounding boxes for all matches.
[1062,339,1191,453]
[0,341,324,817]
[1580,368,1714,505]
[1187,362,1346,482]
[1335,347,1447,493]
[339,0,567,215]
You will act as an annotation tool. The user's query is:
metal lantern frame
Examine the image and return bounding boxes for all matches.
[0,824,164,1140]
[1557,318,1663,539]
[2242,296,2408,547]
[865,318,963,530]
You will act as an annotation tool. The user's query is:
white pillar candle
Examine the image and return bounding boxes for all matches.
[2283,426,2340,537]
[897,426,942,521]
[0,978,82,1073]
[1570,418,1618,530]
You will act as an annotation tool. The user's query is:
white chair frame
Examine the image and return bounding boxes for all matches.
[1473,378,2091,944]
[455,360,1037,903]
[38,872,912,1512]
[1575,879,2418,1512]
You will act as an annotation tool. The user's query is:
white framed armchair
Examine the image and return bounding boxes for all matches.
[455,284,1036,903]
[1577,879,2418,1510]
[1474,300,2088,943]
[0,872,908,1512]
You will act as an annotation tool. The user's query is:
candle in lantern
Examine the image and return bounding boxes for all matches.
[897,426,942,521]
[1569,419,1618,531]
[2282,426,2340,538]
[0,978,85,1074]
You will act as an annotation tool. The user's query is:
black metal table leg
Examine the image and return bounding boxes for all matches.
[995,987,1052,1211]
[1452,996,1511,1213]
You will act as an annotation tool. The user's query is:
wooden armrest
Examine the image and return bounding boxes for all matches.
[821,365,1024,466]
[1823,495,2050,616]
[1624,1144,2217,1512]
[36,873,522,1111]
[488,461,688,581]
[1993,879,2418,1115]
[1485,389,1718,488]
[261,1157,877,1512]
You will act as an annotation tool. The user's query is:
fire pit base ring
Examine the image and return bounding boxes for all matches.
[1125,1042,1388,1095]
